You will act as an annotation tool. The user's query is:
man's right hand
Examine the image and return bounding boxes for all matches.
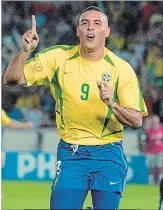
[24,121,33,129]
[22,15,39,53]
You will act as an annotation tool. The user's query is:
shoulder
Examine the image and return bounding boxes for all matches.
[2,109,7,118]
[106,48,135,74]
[38,45,78,60]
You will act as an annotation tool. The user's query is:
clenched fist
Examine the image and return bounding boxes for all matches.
[22,15,39,53]
[97,81,114,107]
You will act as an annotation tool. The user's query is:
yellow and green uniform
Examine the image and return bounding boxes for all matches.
[2,109,12,126]
[23,45,147,145]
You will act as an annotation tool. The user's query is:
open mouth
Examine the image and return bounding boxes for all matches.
[86,34,95,41]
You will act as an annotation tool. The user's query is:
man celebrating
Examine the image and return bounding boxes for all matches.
[4,6,147,210]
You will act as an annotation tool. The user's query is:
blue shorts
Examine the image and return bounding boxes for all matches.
[50,140,128,209]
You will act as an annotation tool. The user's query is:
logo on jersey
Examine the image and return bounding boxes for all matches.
[102,73,111,82]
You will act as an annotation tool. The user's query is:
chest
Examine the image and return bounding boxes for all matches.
[59,59,118,99]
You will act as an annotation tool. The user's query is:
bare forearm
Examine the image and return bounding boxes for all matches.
[111,103,142,128]
[4,49,31,85]
[9,121,32,129]
[9,121,25,129]
[4,16,39,85]
[111,107,133,127]
[97,81,143,128]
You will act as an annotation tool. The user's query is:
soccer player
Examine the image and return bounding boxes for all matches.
[4,6,148,209]
[1,109,32,198]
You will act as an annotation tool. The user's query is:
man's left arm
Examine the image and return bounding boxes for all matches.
[110,103,142,128]
[97,63,148,128]
[97,81,142,128]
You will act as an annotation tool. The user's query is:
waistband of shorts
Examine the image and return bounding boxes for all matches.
[60,139,122,147]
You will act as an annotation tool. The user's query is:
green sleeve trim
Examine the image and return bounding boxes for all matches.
[68,51,80,60]
[51,67,64,127]
[39,45,75,54]
[104,54,115,67]
[138,81,146,112]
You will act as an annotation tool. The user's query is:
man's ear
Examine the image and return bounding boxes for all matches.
[77,25,80,37]
[105,27,110,38]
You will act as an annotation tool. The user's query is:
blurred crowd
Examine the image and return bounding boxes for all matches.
[2,1,163,128]
[138,115,163,184]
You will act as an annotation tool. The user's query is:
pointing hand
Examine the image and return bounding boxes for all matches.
[22,15,39,53]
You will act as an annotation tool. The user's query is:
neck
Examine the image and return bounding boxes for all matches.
[80,45,105,61]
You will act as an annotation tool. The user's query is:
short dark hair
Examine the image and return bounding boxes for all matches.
[82,6,105,16]
[79,6,108,25]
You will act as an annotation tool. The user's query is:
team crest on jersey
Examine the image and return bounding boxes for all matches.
[102,73,111,82]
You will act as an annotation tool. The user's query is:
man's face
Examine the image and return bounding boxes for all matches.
[77,10,110,52]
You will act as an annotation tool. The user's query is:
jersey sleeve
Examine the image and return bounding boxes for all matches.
[23,49,56,86]
[118,63,148,116]
[2,109,12,126]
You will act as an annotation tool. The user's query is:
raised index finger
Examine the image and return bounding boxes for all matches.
[32,15,37,34]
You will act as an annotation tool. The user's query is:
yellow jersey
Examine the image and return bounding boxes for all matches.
[2,109,12,126]
[23,45,148,145]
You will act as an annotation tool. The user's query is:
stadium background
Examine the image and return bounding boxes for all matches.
[1,1,163,209]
